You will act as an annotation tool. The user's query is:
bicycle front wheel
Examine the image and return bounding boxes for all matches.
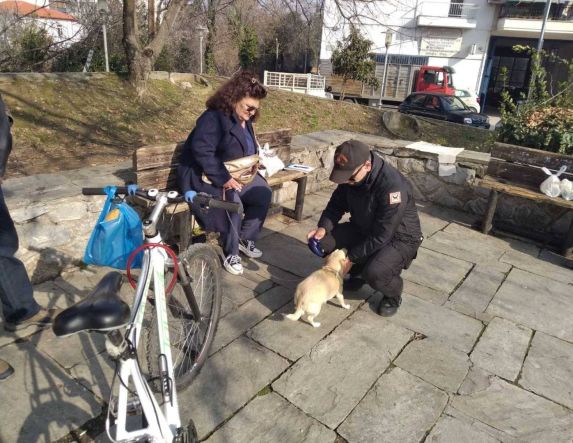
[145,243,222,392]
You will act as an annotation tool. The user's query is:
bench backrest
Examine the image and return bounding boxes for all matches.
[133,128,292,190]
[487,142,573,189]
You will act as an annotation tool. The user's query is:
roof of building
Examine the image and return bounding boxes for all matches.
[0,1,77,21]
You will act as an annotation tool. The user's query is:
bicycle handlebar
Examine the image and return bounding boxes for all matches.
[82,187,243,215]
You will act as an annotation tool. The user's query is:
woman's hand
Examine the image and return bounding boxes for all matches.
[307,227,326,240]
[223,178,243,192]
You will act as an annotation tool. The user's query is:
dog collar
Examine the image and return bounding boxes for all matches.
[323,266,343,292]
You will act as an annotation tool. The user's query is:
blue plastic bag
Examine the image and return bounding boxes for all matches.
[84,186,143,270]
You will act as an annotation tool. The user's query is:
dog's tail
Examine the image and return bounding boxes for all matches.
[285,308,304,321]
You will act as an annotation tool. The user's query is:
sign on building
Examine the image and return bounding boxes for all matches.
[420,29,462,57]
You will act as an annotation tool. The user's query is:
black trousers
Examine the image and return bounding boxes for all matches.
[322,223,421,300]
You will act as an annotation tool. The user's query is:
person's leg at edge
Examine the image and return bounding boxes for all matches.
[237,174,271,258]
[0,186,41,326]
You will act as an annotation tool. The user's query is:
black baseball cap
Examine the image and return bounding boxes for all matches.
[329,140,371,184]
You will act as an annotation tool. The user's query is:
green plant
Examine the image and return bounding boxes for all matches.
[13,24,53,71]
[238,26,258,69]
[330,25,379,100]
[498,46,573,155]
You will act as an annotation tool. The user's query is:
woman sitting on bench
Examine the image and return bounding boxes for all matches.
[177,71,271,275]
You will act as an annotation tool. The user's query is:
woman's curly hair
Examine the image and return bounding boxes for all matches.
[206,71,267,121]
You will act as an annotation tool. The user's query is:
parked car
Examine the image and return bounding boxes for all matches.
[398,92,490,129]
[454,88,480,112]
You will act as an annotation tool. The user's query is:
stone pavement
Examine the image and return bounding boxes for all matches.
[1,188,573,442]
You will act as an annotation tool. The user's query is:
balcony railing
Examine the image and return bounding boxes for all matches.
[500,2,573,21]
[418,2,478,20]
[263,71,326,93]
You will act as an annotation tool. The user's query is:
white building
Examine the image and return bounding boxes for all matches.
[319,0,573,108]
[0,0,83,46]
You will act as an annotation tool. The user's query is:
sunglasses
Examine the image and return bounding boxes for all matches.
[347,163,365,183]
[243,103,259,113]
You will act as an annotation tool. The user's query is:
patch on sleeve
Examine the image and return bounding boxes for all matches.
[389,191,402,204]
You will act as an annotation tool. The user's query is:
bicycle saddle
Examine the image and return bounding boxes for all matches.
[53,272,131,337]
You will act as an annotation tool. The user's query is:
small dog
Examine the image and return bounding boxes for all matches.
[286,249,350,327]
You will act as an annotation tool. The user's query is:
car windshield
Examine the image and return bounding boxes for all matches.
[454,89,470,97]
[442,96,468,111]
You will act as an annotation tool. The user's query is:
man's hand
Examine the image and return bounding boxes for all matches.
[307,227,326,241]
[341,258,353,276]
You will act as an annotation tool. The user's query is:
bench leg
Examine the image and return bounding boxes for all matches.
[562,216,573,259]
[293,176,307,221]
[179,210,193,252]
[482,190,499,235]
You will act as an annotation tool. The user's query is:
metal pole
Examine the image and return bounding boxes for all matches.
[378,46,390,107]
[528,0,551,99]
[199,35,203,74]
[275,38,279,70]
[102,21,109,72]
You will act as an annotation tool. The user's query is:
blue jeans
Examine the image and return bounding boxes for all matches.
[0,186,39,323]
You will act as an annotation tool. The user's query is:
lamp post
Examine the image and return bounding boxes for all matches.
[378,31,393,107]
[196,25,208,74]
[527,0,552,99]
[97,0,109,72]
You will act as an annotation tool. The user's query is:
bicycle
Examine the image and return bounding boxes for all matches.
[52,186,241,443]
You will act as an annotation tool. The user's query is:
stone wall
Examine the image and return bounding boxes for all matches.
[5,129,571,283]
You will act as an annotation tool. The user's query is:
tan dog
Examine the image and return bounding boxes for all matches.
[286,249,350,327]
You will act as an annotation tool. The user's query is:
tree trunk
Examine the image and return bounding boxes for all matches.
[204,0,218,74]
[340,78,347,101]
[123,0,185,96]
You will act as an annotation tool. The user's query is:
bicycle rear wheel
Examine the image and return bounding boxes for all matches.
[145,243,222,392]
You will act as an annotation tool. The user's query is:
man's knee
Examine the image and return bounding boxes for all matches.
[363,261,396,289]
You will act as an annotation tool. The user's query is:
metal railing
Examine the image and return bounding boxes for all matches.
[500,2,573,21]
[263,71,326,93]
[418,1,478,19]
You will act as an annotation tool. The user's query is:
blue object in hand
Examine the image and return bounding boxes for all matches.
[127,184,138,196]
[185,190,197,203]
[308,237,325,257]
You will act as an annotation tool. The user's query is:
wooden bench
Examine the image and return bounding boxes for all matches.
[474,142,573,258]
[131,128,308,248]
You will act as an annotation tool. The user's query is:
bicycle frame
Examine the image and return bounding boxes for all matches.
[107,193,181,443]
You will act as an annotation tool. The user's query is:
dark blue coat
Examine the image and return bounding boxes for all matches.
[177,109,257,196]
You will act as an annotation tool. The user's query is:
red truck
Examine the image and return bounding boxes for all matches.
[323,63,456,106]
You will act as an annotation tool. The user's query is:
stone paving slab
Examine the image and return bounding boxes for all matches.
[470,317,531,381]
[256,232,323,277]
[205,392,336,443]
[417,209,450,239]
[338,367,448,443]
[487,268,573,343]
[426,414,501,443]
[248,296,364,361]
[178,336,289,439]
[0,341,102,443]
[242,259,305,290]
[394,338,470,393]
[403,280,449,305]
[210,285,292,354]
[402,247,472,294]
[500,249,573,285]
[273,310,412,429]
[445,265,507,321]
[520,332,573,409]
[370,293,483,353]
[451,376,573,441]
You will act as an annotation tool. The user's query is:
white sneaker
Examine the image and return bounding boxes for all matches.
[223,254,243,275]
[239,240,262,258]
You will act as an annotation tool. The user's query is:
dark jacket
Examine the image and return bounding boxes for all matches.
[0,94,13,179]
[177,109,257,195]
[318,151,422,263]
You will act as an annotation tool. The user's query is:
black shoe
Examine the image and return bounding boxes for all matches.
[376,295,402,317]
[343,277,365,291]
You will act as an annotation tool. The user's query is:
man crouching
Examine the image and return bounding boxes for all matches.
[307,140,423,317]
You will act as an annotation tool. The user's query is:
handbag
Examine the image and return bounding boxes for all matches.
[259,143,285,178]
[202,154,260,186]
[83,186,143,270]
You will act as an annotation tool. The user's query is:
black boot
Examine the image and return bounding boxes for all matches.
[343,277,366,291]
[376,295,402,317]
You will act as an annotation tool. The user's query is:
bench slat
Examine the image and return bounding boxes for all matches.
[492,142,573,171]
[476,177,573,210]
[257,128,292,146]
[133,142,184,172]
[486,158,573,189]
